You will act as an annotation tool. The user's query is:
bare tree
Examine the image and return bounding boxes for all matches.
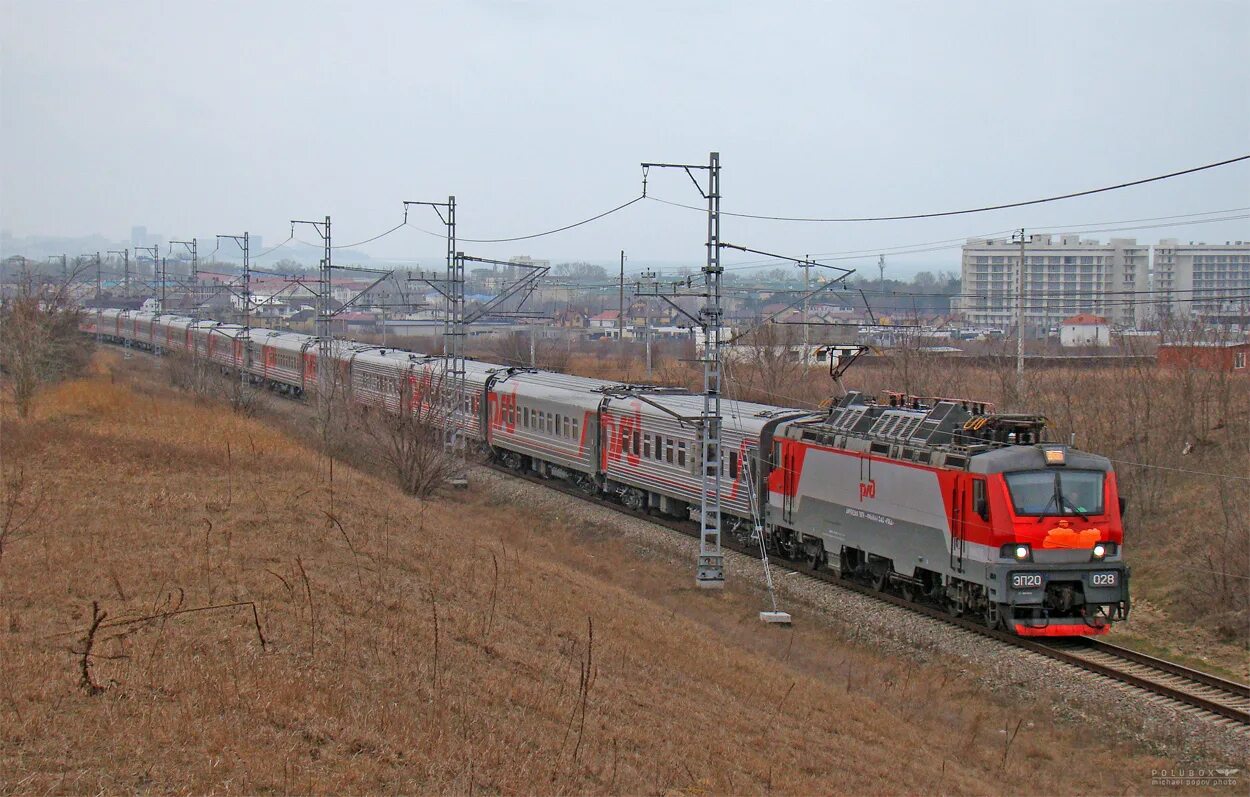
[0,263,93,418]
[353,367,463,498]
[723,323,819,407]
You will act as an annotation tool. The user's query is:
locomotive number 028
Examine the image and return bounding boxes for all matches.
[1090,572,1118,587]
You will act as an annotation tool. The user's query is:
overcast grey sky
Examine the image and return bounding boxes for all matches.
[3,1,1248,273]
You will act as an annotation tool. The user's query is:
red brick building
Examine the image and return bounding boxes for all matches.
[1156,341,1250,373]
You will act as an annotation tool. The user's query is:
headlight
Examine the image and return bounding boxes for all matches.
[1091,541,1117,560]
[1001,543,1032,561]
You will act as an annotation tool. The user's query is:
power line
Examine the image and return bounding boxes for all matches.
[719,210,1250,271]
[646,154,1250,222]
[332,222,407,249]
[458,195,645,243]
[1107,458,1250,482]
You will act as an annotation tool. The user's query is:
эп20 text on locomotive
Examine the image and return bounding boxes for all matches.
[85,308,1130,636]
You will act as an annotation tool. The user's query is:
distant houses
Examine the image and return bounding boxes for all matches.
[1059,314,1110,348]
[1157,341,1249,373]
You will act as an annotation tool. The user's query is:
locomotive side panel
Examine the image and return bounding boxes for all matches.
[770,440,976,580]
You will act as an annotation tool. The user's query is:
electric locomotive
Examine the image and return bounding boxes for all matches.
[763,390,1129,635]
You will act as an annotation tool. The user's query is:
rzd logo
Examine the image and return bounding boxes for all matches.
[859,480,876,501]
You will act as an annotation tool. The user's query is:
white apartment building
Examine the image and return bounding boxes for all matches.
[1152,239,1250,325]
[956,235,1149,329]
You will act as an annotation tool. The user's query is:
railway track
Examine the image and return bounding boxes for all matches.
[491,462,1250,731]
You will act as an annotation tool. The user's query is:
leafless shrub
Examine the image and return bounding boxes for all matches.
[222,372,268,417]
[353,375,463,498]
[723,324,818,407]
[0,264,92,417]
[484,330,573,372]
[0,466,43,565]
[164,350,216,398]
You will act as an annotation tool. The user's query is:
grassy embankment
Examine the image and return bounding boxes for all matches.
[0,352,1191,794]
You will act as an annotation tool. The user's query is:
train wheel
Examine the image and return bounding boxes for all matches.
[900,582,917,602]
[872,568,890,593]
[502,451,524,472]
[945,588,966,617]
[984,603,1008,631]
[808,546,826,571]
[621,489,645,512]
[838,547,857,579]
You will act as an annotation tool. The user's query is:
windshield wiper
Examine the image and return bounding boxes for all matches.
[1060,494,1089,521]
[1036,490,1059,522]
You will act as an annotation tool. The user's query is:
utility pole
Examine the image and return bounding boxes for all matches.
[92,252,102,344]
[172,239,198,307]
[878,254,885,294]
[403,197,461,456]
[1011,228,1029,400]
[638,151,725,589]
[618,249,626,342]
[217,232,251,382]
[108,249,129,297]
[134,245,159,308]
[291,219,330,402]
[799,255,815,366]
[641,267,656,378]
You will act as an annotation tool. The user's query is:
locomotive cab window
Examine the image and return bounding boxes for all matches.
[1005,470,1105,516]
[972,478,988,520]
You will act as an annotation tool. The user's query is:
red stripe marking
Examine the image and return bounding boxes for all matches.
[1014,623,1110,637]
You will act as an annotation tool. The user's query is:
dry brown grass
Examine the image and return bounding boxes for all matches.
[0,353,1204,794]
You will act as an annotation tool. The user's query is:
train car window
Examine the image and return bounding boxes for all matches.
[677,442,687,468]
[643,435,651,459]
[564,416,571,438]
[548,414,554,435]
[665,439,674,464]
[729,450,739,479]
[973,479,989,521]
[633,430,640,456]
[522,407,529,428]
[573,418,579,440]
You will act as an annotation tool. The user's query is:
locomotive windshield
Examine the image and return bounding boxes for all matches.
[1005,470,1105,517]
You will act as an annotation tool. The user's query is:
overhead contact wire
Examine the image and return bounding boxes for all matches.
[458,195,645,243]
[648,155,1250,222]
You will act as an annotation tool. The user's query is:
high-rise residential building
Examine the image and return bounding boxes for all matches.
[1152,239,1250,326]
[955,235,1149,329]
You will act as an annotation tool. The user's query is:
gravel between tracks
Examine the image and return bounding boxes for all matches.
[475,465,1248,765]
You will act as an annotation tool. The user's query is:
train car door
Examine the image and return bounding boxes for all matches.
[950,478,966,574]
[780,441,796,523]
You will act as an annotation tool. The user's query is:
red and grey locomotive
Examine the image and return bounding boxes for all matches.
[763,391,1129,635]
